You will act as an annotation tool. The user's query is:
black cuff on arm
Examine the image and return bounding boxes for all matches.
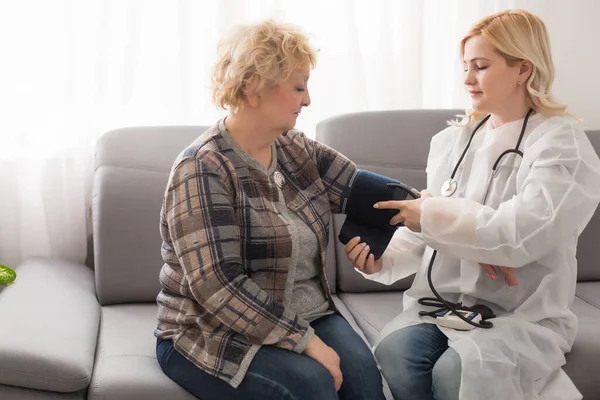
[338,170,419,259]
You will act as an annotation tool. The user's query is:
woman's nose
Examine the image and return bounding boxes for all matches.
[464,69,476,86]
[303,90,311,107]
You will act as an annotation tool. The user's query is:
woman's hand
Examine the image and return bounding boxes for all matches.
[304,334,343,391]
[373,190,432,232]
[344,236,383,274]
[480,263,518,286]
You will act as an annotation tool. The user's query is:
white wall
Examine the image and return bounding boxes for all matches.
[298,0,600,134]
[514,0,600,130]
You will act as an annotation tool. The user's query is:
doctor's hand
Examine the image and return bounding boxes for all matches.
[480,263,519,286]
[374,190,433,232]
[344,236,383,274]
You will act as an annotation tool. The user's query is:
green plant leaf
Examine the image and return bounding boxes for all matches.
[0,265,17,286]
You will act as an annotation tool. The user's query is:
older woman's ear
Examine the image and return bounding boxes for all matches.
[242,76,262,108]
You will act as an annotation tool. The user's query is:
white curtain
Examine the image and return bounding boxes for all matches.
[1,0,598,267]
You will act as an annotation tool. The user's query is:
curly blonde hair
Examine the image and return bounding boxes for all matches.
[454,9,570,126]
[211,19,317,111]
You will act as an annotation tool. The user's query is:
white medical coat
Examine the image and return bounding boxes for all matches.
[361,114,600,400]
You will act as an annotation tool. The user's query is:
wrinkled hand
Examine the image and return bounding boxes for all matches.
[344,236,383,274]
[373,190,433,232]
[480,263,518,286]
[304,334,343,391]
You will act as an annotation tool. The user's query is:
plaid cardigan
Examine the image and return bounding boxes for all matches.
[155,121,358,387]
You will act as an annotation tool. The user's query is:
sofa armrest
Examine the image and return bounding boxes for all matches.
[0,258,100,393]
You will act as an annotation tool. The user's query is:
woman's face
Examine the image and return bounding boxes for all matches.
[257,67,311,132]
[463,35,524,115]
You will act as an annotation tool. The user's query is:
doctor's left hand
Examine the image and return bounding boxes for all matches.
[374,190,432,232]
[480,263,519,286]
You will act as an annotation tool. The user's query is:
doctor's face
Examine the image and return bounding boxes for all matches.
[462,35,523,114]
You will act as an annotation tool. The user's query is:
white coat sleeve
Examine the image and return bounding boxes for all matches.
[356,227,426,285]
[420,123,600,268]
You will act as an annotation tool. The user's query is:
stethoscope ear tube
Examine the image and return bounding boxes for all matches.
[492,149,523,170]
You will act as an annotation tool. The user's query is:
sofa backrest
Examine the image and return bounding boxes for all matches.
[317,110,463,292]
[92,118,600,304]
[93,126,207,305]
[92,125,340,304]
[317,111,600,293]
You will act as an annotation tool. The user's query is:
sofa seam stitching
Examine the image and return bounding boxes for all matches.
[575,293,600,309]
[340,296,380,332]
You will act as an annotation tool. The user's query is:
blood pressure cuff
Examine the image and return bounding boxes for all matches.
[338,170,420,260]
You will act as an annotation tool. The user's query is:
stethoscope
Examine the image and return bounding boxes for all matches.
[419,108,534,329]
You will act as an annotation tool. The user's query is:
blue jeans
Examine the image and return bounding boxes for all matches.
[156,313,385,400]
[375,323,461,400]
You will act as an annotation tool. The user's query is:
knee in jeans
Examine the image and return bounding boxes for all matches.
[293,366,337,398]
[432,349,462,389]
[375,334,408,374]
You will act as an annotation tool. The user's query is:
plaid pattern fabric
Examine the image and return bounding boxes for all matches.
[155,121,358,387]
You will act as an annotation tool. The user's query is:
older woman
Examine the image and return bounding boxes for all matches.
[154,19,385,400]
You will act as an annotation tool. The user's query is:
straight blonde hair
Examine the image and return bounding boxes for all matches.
[453,10,571,126]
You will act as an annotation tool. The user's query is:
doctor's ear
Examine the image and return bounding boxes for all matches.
[517,60,533,85]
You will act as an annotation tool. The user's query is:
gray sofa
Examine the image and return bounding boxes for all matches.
[0,110,598,400]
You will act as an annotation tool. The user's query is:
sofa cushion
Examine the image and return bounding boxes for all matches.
[0,258,99,393]
[93,167,171,305]
[87,304,197,400]
[575,281,600,308]
[0,385,86,400]
[338,291,404,345]
[576,130,600,281]
[88,296,370,400]
[564,282,600,398]
[93,127,207,305]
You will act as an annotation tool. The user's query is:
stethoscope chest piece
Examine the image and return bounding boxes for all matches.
[441,178,458,197]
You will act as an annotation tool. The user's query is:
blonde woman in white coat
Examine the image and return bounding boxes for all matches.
[345,9,600,400]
